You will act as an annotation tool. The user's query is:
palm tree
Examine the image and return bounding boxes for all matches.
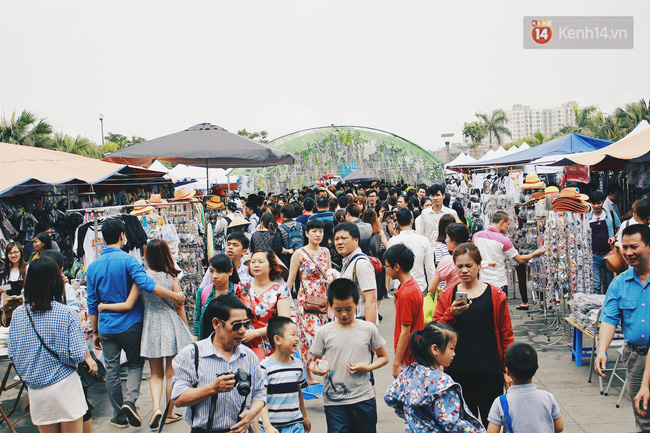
[475,109,512,147]
[614,98,650,134]
[50,133,101,158]
[0,110,52,147]
[561,104,598,136]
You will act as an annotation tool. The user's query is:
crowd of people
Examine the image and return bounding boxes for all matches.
[5,179,650,433]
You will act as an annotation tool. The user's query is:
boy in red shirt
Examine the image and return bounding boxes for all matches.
[384,244,425,378]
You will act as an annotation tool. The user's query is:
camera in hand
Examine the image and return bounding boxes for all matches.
[219,369,252,396]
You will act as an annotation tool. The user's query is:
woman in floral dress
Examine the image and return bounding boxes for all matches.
[287,219,332,384]
[235,249,291,356]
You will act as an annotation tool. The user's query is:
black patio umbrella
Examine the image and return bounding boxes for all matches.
[103,123,294,169]
[103,123,295,191]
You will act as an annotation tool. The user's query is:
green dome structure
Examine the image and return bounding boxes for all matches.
[238,125,443,192]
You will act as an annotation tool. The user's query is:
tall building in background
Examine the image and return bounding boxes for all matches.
[505,101,578,141]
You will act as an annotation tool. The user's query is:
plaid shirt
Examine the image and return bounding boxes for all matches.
[8,301,87,389]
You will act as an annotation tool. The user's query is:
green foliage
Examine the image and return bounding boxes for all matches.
[509,131,549,148]
[0,110,53,148]
[462,122,485,155]
[475,109,512,146]
[237,128,268,143]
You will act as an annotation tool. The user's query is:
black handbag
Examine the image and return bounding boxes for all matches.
[26,307,105,387]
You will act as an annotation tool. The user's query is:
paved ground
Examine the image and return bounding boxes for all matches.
[0,297,638,433]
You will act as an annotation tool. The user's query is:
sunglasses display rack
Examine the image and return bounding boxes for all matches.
[163,204,206,328]
[533,211,593,345]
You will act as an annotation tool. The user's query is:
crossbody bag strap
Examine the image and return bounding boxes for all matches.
[26,307,60,360]
[499,394,514,433]
[301,248,328,279]
[159,342,201,433]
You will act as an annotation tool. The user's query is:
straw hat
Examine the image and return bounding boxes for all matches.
[172,188,198,202]
[544,186,559,195]
[130,199,155,216]
[227,215,251,229]
[206,196,225,210]
[148,194,168,204]
[559,187,589,201]
[520,173,546,190]
[551,188,590,213]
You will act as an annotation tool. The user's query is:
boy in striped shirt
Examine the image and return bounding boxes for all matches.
[260,316,311,433]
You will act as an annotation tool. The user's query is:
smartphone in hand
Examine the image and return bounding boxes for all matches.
[455,291,468,304]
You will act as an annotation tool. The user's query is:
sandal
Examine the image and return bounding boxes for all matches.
[165,413,183,424]
[516,304,529,310]
[149,409,163,429]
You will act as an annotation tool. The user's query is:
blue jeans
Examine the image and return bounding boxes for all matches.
[592,254,613,294]
[324,398,377,433]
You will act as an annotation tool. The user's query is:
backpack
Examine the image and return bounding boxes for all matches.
[281,222,305,251]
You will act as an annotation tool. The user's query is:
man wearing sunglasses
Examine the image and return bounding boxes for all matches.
[171,294,266,433]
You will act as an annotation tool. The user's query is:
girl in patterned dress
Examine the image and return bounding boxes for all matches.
[235,249,291,356]
[287,218,332,385]
[98,239,192,428]
[385,322,485,433]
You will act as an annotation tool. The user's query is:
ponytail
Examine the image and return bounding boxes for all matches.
[410,322,457,367]
[260,213,277,235]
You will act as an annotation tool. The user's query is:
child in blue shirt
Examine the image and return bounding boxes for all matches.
[260,316,311,433]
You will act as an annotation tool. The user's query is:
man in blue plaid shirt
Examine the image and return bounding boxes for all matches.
[86,218,185,428]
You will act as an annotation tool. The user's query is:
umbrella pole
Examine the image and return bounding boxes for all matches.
[206,160,209,193]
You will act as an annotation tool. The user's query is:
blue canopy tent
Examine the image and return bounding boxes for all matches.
[449,134,612,173]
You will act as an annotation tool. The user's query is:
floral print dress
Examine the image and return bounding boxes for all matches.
[297,247,330,367]
[385,363,485,433]
[235,282,290,356]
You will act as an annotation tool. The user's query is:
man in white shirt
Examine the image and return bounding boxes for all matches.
[472,211,544,294]
[387,208,435,292]
[604,183,621,217]
[420,184,460,247]
[334,223,377,324]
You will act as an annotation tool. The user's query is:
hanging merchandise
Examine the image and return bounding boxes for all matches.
[164,203,205,328]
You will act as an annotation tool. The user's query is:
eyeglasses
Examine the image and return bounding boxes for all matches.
[221,319,251,331]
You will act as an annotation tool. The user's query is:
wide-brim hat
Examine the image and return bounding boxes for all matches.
[227,215,251,229]
[130,199,155,216]
[559,187,589,201]
[206,196,225,210]
[172,188,198,202]
[148,194,168,204]
[521,173,546,190]
[551,198,590,213]
[544,186,559,195]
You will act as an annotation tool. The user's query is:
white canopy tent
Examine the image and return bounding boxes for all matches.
[167,164,236,192]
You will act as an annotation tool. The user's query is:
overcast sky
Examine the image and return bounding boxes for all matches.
[2,0,648,153]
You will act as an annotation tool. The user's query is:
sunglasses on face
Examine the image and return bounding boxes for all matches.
[221,319,252,331]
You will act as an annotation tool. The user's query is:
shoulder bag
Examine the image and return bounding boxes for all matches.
[26,307,106,387]
[300,248,329,315]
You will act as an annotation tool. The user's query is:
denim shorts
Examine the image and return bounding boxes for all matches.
[324,398,377,433]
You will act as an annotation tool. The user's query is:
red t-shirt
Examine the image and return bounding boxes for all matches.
[394,277,425,365]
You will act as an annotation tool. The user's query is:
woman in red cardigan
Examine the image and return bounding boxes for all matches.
[432,242,514,427]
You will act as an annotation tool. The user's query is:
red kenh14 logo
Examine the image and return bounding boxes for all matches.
[530,19,553,45]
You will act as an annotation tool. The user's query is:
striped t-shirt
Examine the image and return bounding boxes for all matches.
[260,356,307,428]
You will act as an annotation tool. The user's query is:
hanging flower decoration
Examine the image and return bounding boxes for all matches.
[240,126,443,192]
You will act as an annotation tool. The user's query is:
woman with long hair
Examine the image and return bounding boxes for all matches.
[287,219,332,384]
[235,249,291,356]
[362,208,389,317]
[29,232,53,263]
[98,239,192,427]
[415,197,432,233]
[194,254,237,341]
[9,258,88,432]
[1,242,27,325]
[452,201,472,231]
[433,243,514,427]
[433,214,456,266]
[250,213,277,252]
